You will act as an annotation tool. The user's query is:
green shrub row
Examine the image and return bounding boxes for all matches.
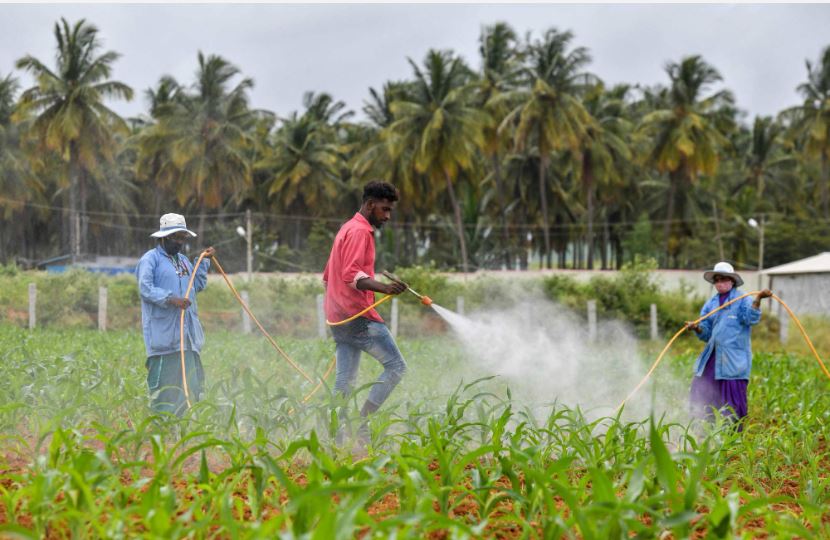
[0,259,710,338]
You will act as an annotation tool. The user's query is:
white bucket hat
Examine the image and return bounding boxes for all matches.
[150,213,197,238]
[703,261,743,287]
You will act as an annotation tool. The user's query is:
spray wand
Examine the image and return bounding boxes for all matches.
[382,270,433,306]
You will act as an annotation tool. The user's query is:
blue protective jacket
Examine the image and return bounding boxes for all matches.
[136,245,210,357]
[693,287,761,380]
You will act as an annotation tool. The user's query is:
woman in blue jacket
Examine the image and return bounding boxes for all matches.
[685,262,772,429]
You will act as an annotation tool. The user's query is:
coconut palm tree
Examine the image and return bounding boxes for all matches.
[145,76,183,120]
[477,22,522,268]
[636,55,734,266]
[700,117,794,268]
[257,94,349,249]
[782,46,830,218]
[578,83,633,268]
[731,116,796,206]
[132,76,186,216]
[135,52,264,238]
[0,73,50,262]
[353,82,427,265]
[301,91,354,126]
[353,82,418,200]
[161,56,250,206]
[15,18,133,261]
[502,28,595,268]
[176,53,259,213]
[0,74,33,216]
[261,112,344,216]
[386,50,487,272]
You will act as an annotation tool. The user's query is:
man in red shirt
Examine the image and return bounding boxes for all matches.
[323,181,407,447]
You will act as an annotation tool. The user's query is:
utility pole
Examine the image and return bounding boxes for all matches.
[758,214,765,290]
[749,215,766,290]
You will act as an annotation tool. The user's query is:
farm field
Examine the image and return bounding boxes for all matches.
[0,325,828,539]
[3,4,830,539]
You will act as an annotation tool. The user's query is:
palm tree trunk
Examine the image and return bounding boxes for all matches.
[15,222,24,262]
[521,198,531,269]
[712,200,725,261]
[0,224,6,262]
[153,180,162,219]
[444,171,469,273]
[197,211,206,243]
[822,153,829,219]
[538,155,552,269]
[404,215,414,265]
[392,212,401,266]
[19,216,27,262]
[601,220,609,270]
[65,193,73,261]
[755,171,765,200]
[68,143,80,264]
[79,169,88,257]
[582,153,595,270]
[492,154,511,269]
[662,170,680,268]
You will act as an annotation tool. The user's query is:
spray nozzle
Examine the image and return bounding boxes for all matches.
[420,295,433,306]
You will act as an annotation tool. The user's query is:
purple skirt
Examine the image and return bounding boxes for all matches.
[689,349,748,429]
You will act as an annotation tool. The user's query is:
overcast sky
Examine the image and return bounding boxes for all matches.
[1,3,829,124]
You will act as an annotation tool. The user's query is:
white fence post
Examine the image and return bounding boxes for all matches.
[391,298,399,338]
[28,283,36,330]
[316,294,326,338]
[650,303,658,341]
[240,290,252,334]
[98,286,108,331]
[456,296,465,316]
[587,300,597,342]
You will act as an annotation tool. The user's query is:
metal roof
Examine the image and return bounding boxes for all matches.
[763,252,830,276]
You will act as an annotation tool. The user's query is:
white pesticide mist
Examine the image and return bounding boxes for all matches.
[430,294,690,423]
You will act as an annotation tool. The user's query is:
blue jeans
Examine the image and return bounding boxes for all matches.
[146,351,205,416]
[330,318,407,408]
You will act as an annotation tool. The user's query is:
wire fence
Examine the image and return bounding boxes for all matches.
[4,194,830,273]
[7,210,624,274]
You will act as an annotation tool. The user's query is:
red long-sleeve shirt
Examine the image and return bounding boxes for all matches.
[322,212,383,323]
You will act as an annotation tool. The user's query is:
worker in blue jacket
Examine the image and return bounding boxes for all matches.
[686,261,772,430]
[136,213,215,416]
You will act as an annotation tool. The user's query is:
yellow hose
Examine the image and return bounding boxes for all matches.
[325,294,394,326]
[178,251,208,409]
[772,293,830,380]
[211,256,314,384]
[178,252,336,412]
[617,291,830,411]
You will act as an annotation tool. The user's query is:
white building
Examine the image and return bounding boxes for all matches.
[763,252,830,316]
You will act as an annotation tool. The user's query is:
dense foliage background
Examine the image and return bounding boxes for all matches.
[1,19,829,273]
